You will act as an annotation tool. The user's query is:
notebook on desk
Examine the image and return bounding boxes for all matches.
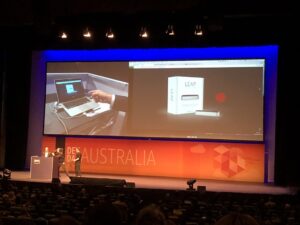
[55,78,99,117]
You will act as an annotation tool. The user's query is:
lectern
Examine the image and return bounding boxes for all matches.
[30,156,59,179]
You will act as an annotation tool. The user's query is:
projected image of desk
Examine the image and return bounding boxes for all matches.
[44,72,128,136]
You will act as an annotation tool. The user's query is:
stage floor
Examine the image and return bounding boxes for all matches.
[10,171,293,195]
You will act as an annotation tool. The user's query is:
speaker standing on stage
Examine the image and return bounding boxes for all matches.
[52,148,67,177]
[74,148,82,177]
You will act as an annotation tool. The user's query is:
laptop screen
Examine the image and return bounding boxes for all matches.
[55,79,85,103]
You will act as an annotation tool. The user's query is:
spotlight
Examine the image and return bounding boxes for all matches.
[3,168,11,180]
[106,28,115,39]
[139,27,149,38]
[187,179,196,191]
[194,25,203,36]
[165,24,175,36]
[83,28,92,38]
[59,31,68,39]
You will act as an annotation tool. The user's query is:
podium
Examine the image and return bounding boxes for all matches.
[30,156,59,179]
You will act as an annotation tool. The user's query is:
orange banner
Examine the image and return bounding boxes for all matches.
[41,136,56,155]
[47,137,265,182]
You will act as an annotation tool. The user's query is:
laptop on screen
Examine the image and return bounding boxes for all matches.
[55,78,99,117]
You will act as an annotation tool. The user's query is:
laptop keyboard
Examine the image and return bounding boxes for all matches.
[64,98,90,109]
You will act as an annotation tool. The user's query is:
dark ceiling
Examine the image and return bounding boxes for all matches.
[0,0,297,49]
[1,0,296,26]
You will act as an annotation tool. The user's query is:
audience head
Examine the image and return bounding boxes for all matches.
[49,215,81,225]
[214,212,259,225]
[113,200,129,224]
[136,204,167,225]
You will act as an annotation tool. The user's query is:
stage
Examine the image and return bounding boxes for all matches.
[10,170,293,195]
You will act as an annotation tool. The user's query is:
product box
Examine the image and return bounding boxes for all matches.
[168,76,204,114]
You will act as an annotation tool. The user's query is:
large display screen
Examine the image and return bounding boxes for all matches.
[42,47,278,141]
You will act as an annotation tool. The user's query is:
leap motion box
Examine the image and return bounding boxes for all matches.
[168,76,204,114]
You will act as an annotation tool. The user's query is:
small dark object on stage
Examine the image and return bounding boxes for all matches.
[197,185,206,192]
[187,179,196,191]
[69,176,129,188]
[126,182,136,188]
[2,168,11,180]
